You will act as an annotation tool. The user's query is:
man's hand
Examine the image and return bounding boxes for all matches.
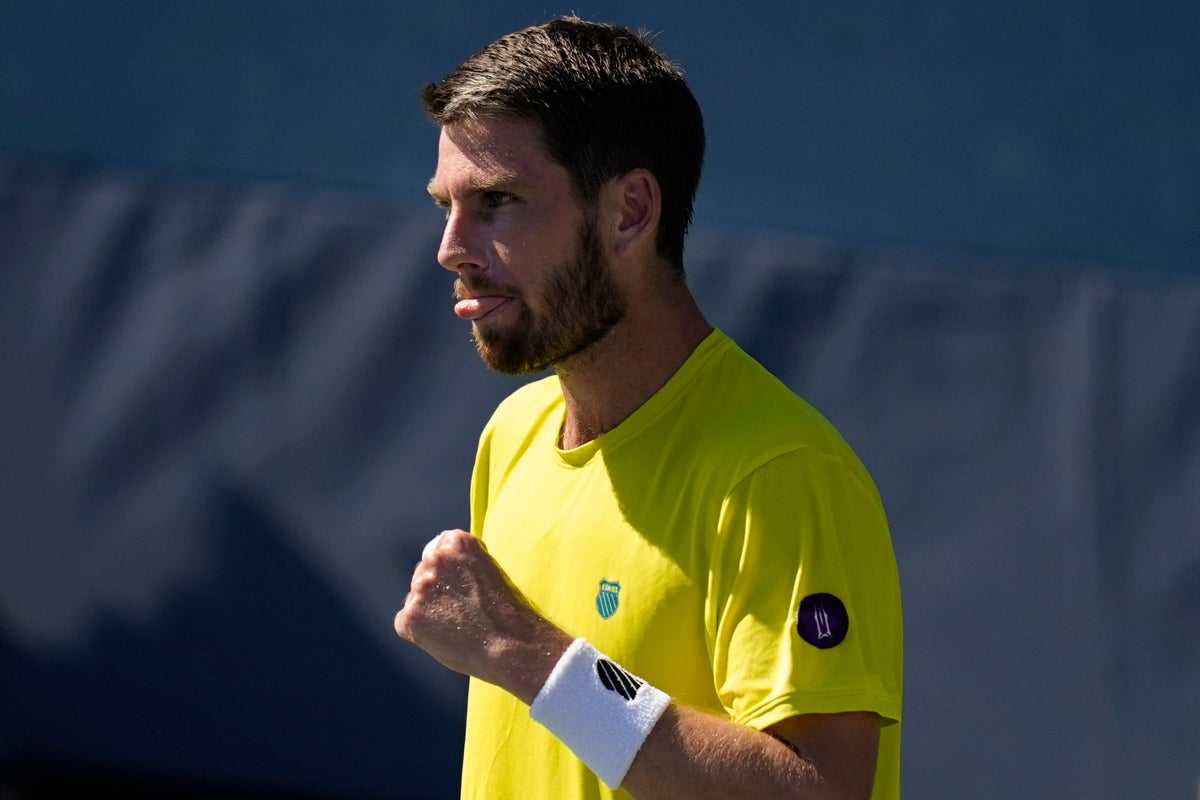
[393,529,572,704]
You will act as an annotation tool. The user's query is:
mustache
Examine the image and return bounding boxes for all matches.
[453,276,519,300]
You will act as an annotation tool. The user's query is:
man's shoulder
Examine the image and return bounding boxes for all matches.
[496,373,561,410]
[686,335,865,476]
[698,337,836,442]
[481,374,562,440]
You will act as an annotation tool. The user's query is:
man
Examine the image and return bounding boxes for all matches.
[394,16,902,800]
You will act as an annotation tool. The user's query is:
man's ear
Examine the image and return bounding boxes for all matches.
[607,168,661,255]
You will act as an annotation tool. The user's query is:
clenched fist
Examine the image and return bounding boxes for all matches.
[394,529,573,705]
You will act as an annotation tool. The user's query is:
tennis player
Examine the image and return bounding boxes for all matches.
[394,16,902,800]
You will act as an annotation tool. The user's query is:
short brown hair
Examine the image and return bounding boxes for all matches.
[423,16,705,272]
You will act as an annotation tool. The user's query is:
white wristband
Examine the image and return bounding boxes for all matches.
[529,638,671,789]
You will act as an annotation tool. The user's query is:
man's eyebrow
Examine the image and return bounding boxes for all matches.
[426,178,449,205]
[426,171,524,205]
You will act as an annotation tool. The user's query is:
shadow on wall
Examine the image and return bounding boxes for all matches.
[1,481,465,800]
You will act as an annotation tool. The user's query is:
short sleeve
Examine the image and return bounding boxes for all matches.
[705,446,903,731]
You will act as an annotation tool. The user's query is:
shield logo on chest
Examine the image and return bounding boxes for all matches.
[595,579,621,619]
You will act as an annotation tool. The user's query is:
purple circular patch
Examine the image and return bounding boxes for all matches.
[796,593,849,649]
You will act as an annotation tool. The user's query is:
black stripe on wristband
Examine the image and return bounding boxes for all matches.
[596,658,644,701]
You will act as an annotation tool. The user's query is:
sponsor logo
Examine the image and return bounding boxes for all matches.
[595,658,643,701]
[595,579,621,619]
[796,593,849,649]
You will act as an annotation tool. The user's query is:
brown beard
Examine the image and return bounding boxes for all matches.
[463,214,627,375]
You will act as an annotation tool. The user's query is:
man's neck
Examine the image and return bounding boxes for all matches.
[554,288,711,450]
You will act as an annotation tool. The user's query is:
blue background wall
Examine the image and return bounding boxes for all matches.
[2,2,1198,798]
[4,1,1197,272]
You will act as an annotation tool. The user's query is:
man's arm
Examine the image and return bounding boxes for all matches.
[394,529,879,800]
[624,705,879,800]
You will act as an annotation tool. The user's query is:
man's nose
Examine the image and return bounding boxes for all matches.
[437,209,486,273]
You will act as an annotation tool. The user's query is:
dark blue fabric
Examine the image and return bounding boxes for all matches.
[2,156,1197,799]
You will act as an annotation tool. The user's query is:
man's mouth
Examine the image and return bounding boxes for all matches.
[454,294,513,321]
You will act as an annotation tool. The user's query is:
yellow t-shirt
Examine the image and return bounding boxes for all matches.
[461,329,902,800]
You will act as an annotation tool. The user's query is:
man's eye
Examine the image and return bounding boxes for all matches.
[483,191,514,208]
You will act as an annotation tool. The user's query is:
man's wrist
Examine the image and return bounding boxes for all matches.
[487,623,574,706]
[529,638,671,789]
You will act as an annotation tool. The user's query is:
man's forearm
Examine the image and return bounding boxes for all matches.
[621,703,877,800]
[520,638,878,799]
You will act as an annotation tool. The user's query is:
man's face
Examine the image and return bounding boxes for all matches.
[427,117,626,374]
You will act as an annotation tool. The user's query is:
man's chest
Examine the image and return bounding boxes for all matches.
[479,461,723,708]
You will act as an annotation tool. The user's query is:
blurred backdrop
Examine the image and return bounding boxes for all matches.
[1,2,1198,798]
